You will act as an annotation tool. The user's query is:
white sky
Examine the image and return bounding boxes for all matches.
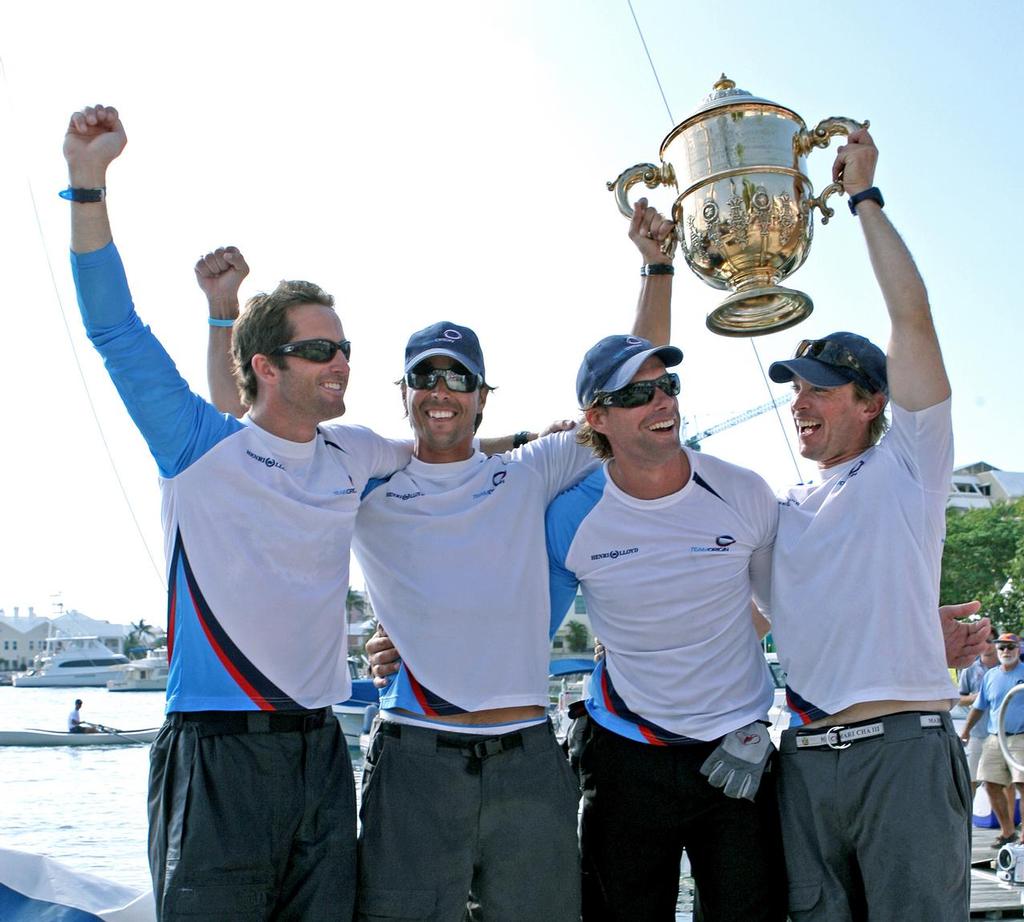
[1,1,1021,628]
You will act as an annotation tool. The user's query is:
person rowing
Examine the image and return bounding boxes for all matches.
[67,699,99,734]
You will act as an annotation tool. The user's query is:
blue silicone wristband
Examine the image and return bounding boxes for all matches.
[208,317,235,328]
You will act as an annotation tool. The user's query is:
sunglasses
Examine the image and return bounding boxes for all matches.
[795,338,884,393]
[997,644,1019,651]
[595,372,680,408]
[404,367,483,393]
[270,338,351,362]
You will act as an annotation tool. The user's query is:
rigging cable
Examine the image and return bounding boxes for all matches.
[625,2,805,483]
[0,56,166,588]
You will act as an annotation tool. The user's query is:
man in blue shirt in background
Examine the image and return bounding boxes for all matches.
[962,632,1024,847]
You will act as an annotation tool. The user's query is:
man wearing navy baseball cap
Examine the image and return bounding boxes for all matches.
[760,128,969,921]
[548,331,786,921]
[348,203,678,922]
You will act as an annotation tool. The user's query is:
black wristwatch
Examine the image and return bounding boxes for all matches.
[848,187,884,215]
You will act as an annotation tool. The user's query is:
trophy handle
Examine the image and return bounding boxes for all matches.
[606,162,675,219]
[794,116,869,157]
[804,181,844,226]
[607,162,678,257]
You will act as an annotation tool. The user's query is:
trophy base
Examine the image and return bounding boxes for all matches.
[706,286,814,338]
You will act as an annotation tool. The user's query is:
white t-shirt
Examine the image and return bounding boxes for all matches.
[767,399,956,721]
[353,430,596,716]
[67,708,81,731]
[547,451,778,742]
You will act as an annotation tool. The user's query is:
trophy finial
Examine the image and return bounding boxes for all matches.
[713,74,736,91]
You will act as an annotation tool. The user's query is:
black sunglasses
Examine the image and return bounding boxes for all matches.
[404,367,482,393]
[595,372,680,408]
[795,338,884,393]
[270,338,351,363]
[997,644,1019,651]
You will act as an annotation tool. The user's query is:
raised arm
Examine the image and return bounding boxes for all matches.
[197,247,250,416]
[65,105,126,254]
[628,199,675,345]
[835,129,949,410]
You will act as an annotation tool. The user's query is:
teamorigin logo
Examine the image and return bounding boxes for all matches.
[690,535,734,553]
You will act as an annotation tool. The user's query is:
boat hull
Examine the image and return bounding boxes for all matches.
[0,728,159,746]
[13,671,124,688]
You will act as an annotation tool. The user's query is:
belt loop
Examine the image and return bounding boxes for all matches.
[247,712,271,734]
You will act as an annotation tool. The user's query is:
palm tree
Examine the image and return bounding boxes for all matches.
[125,619,154,657]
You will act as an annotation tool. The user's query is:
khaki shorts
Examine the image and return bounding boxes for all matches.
[978,733,1024,786]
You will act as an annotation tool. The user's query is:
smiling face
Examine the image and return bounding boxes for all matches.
[405,356,487,463]
[997,641,1021,671]
[585,356,681,467]
[250,302,350,440]
[790,376,886,469]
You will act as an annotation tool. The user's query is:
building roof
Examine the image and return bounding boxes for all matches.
[0,614,51,635]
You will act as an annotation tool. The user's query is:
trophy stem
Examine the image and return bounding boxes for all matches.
[706,286,814,338]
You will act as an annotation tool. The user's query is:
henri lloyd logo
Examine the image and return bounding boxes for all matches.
[690,535,735,553]
[245,449,285,471]
[439,329,462,342]
[472,470,507,500]
[590,546,639,562]
[386,490,425,501]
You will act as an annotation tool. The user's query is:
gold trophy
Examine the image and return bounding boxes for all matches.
[609,76,866,336]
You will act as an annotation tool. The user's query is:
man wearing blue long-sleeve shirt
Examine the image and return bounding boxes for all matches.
[63,104,413,921]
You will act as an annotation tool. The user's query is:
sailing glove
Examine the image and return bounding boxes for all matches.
[699,721,774,801]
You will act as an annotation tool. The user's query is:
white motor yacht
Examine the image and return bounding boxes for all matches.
[107,647,169,692]
[12,636,129,688]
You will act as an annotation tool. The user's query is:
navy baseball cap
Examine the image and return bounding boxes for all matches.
[768,332,888,396]
[404,321,486,382]
[576,335,684,408]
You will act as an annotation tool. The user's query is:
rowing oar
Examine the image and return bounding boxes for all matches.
[90,723,152,745]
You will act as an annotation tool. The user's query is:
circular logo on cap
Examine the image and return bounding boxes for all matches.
[626,336,643,346]
[443,329,462,341]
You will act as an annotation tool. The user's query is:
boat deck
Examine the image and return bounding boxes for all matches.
[972,824,1024,918]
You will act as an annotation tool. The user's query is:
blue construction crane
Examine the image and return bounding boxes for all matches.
[683,394,794,451]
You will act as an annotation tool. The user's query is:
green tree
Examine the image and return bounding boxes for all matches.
[565,620,590,653]
[941,499,1024,630]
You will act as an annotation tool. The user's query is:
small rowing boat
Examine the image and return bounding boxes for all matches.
[0,727,159,747]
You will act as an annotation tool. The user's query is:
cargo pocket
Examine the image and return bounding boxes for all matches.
[787,880,822,918]
[163,873,271,920]
[357,886,436,919]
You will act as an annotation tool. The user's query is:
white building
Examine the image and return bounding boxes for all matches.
[0,607,52,671]
[948,462,1024,511]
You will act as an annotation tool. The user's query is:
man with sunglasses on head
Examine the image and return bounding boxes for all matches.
[760,127,969,921]
[545,336,786,922]
[201,202,676,918]
[63,105,421,921]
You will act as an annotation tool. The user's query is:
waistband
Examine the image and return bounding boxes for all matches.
[377,717,555,761]
[780,711,950,753]
[168,706,333,738]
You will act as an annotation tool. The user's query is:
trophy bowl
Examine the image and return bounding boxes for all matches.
[609,76,866,337]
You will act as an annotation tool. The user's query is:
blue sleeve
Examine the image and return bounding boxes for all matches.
[545,470,605,638]
[72,243,241,477]
[975,675,991,713]
[547,550,580,640]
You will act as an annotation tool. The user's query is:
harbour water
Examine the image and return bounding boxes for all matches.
[0,686,694,918]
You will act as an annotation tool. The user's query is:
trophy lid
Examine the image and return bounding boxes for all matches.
[686,74,786,117]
